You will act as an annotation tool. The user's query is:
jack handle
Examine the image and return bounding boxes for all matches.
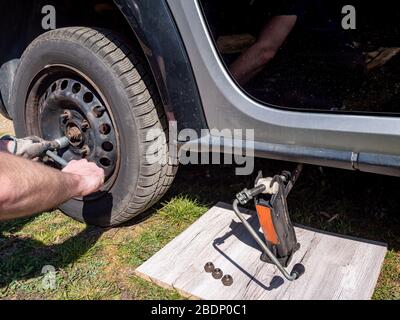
[233,200,303,281]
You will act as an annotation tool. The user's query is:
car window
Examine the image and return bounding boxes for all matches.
[199,0,400,114]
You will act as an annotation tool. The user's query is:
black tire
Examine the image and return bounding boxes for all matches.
[11,27,178,227]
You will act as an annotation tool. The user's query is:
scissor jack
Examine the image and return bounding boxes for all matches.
[233,164,305,281]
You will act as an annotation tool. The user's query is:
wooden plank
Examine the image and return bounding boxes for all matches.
[136,203,387,300]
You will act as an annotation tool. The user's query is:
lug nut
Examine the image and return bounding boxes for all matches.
[79,145,90,157]
[81,120,90,131]
[222,275,233,287]
[61,110,71,123]
[204,262,215,273]
[212,268,223,280]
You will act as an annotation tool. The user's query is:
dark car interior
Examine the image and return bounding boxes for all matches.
[199,0,400,115]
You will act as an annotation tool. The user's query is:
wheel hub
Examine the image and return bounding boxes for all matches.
[38,77,118,180]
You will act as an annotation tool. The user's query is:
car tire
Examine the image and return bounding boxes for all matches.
[11,27,178,227]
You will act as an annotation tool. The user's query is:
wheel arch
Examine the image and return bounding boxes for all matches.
[114,0,208,134]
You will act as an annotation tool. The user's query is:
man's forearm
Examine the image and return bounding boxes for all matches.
[230,15,298,86]
[0,152,83,220]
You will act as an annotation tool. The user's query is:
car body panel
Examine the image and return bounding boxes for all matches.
[1,0,399,176]
[167,0,400,159]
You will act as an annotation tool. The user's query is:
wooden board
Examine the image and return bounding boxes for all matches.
[136,203,387,300]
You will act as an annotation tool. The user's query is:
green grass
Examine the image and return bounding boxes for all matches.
[0,195,207,300]
[120,197,208,266]
[0,161,399,300]
[373,250,400,300]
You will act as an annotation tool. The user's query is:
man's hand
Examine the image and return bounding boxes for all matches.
[62,159,105,197]
[0,153,106,220]
[5,136,59,159]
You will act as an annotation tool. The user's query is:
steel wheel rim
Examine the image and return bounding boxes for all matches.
[25,65,121,193]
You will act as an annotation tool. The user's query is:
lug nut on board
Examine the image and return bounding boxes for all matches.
[212,268,224,280]
[204,263,233,286]
[222,275,234,286]
[204,262,215,273]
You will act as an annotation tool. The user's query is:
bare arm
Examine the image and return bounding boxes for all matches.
[230,15,298,86]
[0,152,104,220]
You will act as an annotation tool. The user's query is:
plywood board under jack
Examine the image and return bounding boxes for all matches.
[136,203,387,300]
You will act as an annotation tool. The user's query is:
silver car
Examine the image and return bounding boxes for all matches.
[0,0,398,226]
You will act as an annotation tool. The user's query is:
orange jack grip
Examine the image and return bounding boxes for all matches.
[256,205,279,245]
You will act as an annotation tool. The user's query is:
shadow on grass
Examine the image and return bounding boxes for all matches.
[0,192,114,290]
[0,216,37,234]
[0,226,104,289]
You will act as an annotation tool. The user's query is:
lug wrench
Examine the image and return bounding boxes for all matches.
[45,137,69,168]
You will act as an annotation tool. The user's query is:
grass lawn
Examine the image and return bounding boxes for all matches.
[1,119,399,300]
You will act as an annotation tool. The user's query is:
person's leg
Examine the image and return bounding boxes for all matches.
[230,15,298,86]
